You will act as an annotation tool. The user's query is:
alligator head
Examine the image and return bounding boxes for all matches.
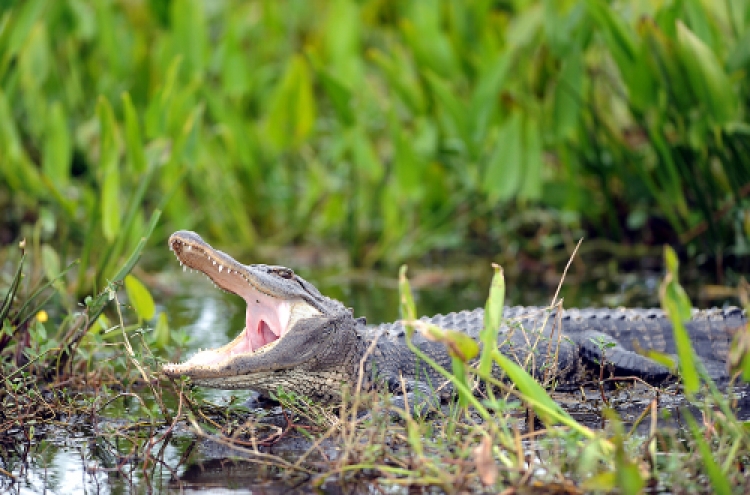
[162,231,364,400]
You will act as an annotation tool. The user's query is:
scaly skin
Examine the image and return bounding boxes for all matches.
[162,231,746,405]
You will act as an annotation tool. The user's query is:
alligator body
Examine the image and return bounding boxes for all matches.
[163,231,746,406]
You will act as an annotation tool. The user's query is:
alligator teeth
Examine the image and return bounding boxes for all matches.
[219,265,223,273]
[187,245,192,251]
[183,265,187,272]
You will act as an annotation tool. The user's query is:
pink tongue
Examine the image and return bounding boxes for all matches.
[249,320,277,351]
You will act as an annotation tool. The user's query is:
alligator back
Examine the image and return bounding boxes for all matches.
[362,306,746,386]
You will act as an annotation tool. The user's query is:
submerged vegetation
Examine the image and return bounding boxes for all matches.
[2,0,750,492]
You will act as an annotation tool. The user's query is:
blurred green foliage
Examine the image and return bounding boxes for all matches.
[1,0,749,276]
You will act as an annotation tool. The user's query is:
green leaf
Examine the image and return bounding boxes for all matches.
[664,244,679,275]
[552,50,583,140]
[368,48,426,114]
[491,348,573,426]
[684,411,732,495]
[348,126,383,181]
[125,274,155,321]
[660,246,699,392]
[484,112,523,202]
[424,71,469,153]
[470,52,512,144]
[585,0,636,64]
[422,324,480,362]
[40,244,61,284]
[392,116,423,196]
[265,55,316,149]
[122,92,146,174]
[0,0,45,79]
[154,312,170,348]
[316,67,355,127]
[42,102,71,188]
[101,168,120,243]
[676,20,738,124]
[398,265,417,337]
[98,97,120,242]
[480,264,504,375]
[519,117,543,201]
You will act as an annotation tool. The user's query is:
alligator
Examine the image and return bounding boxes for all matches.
[162,231,746,409]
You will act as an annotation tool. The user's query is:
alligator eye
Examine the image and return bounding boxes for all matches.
[273,268,294,279]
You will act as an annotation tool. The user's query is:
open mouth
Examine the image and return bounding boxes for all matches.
[163,234,319,373]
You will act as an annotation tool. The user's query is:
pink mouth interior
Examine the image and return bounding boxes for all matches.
[177,252,293,367]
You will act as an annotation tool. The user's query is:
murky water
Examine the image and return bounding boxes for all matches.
[1,261,746,493]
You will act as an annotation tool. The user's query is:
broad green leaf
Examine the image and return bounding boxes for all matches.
[424,71,469,152]
[484,112,523,202]
[726,28,750,72]
[323,0,361,83]
[392,116,423,196]
[480,264,504,375]
[101,167,120,242]
[145,56,182,138]
[42,102,71,188]
[491,349,573,426]
[421,324,479,362]
[154,312,170,348]
[553,49,583,140]
[265,55,316,149]
[171,0,207,76]
[40,244,60,284]
[519,117,543,201]
[122,92,146,174]
[664,244,679,274]
[348,126,383,181]
[506,4,544,49]
[585,0,636,64]
[401,3,458,78]
[641,20,693,112]
[125,274,155,321]
[470,52,512,144]
[369,48,426,114]
[661,246,698,392]
[683,1,715,50]
[316,67,355,127]
[676,21,738,124]
[98,96,120,242]
[586,1,659,109]
[1,0,45,78]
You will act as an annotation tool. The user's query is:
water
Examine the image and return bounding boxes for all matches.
[1,260,745,493]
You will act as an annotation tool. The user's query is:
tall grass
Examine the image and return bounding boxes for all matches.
[1,0,749,273]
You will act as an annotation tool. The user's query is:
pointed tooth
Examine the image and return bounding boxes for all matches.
[183,265,187,272]
[219,265,223,273]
